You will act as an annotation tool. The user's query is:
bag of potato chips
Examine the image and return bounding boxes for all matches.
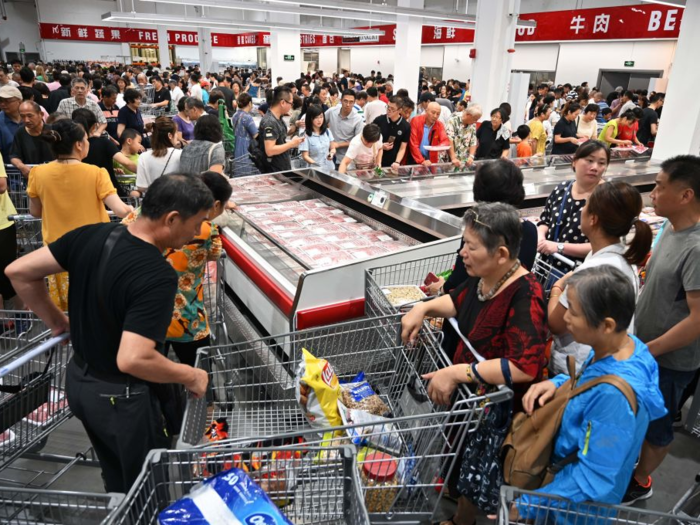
[295,348,343,432]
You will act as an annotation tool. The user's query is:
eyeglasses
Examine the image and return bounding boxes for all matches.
[281,98,292,106]
[387,106,398,112]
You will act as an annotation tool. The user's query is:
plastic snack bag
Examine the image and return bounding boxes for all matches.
[340,375,390,417]
[295,348,343,431]
[158,468,293,525]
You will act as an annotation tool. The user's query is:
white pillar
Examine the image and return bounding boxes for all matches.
[268,13,301,82]
[651,0,700,160]
[198,28,213,72]
[393,0,422,97]
[157,27,171,70]
[471,0,519,117]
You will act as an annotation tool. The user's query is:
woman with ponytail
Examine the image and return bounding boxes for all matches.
[27,118,133,310]
[546,180,652,375]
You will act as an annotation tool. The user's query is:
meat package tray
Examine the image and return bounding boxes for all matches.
[308,223,348,235]
[287,235,327,248]
[308,252,356,267]
[352,245,390,259]
[337,237,375,249]
[342,222,374,233]
[302,243,343,257]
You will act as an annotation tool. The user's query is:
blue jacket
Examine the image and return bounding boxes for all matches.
[518,336,666,520]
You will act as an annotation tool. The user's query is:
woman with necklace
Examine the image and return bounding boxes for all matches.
[519,267,665,509]
[27,119,132,310]
[537,140,610,272]
[401,202,547,525]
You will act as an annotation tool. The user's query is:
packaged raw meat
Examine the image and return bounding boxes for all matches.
[286,235,325,248]
[326,215,357,224]
[325,232,359,242]
[24,387,68,426]
[272,201,306,209]
[239,203,275,212]
[338,237,375,249]
[362,231,396,243]
[342,223,374,233]
[0,430,16,446]
[270,221,303,232]
[308,224,347,235]
[314,207,345,216]
[381,241,410,252]
[302,244,342,257]
[310,252,356,267]
[351,246,390,259]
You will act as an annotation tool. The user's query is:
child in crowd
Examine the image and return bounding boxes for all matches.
[338,124,383,174]
[516,125,533,158]
[113,128,141,175]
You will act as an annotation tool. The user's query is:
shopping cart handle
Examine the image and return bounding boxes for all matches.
[0,334,69,378]
[7,214,36,221]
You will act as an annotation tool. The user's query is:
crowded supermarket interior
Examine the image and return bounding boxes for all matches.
[0,0,699,523]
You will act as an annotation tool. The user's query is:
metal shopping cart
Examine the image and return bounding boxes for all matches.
[0,487,122,524]
[530,253,577,298]
[201,254,228,345]
[0,334,72,472]
[0,310,49,356]
[106,444,370,525]
[672,380,700,519]
[499,485,700,525]
[8,214,43,255]
[178,315,512,523]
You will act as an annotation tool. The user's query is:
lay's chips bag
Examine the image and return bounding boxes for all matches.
[295,348,343,434]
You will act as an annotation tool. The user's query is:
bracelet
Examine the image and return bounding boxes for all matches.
[551,285,565,292]
[472,363,485,384]
[464,364,474,383]
[550,292,561,299]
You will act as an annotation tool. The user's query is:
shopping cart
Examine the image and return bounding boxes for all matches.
[673,380,700,519]
[228,152,261,177]
[530,253,577,297]
[178,315,512,523]
[0,487,123,524]
[365,251,457,319]
[7,214,43,255]
[0,310,49,356]
[0,334,72,472]
[5,166,29,215]
[106,444,370,524]
[201,254,228,344]
[499,485,700,525]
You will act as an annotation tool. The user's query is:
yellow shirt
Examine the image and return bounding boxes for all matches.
[27,162,115,244]
[527,118,547,155]
[598,119,619,146]
[0,159,18,231]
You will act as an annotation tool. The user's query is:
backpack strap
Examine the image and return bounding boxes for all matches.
[571,374,638,415]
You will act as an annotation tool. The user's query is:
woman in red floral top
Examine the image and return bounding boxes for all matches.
[402,202,547,525]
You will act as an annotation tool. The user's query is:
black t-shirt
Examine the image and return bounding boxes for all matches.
[373,114,410,166]
[47,87,70,114]
[551,118,579,155]
[48,223,177,375]
[259,111,290,172]
[153,87,171,108]
[118,105,145,136]
[99,101,120,141]
[205,106,219,117]
[9,126,55,165]
[84,137,121,193]
[218,86,235,115]
[637,107,659,145]
[475,122,509,160]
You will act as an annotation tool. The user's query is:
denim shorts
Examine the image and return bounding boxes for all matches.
[645,366,697,447]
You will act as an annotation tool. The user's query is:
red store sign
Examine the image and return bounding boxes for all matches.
[212,32,270,47]
[168,30,198,46]
[39,23,158,43]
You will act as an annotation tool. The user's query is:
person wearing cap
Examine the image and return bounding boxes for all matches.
[0,85,23,161]
[418,92,451,125]
[408,101,450,167]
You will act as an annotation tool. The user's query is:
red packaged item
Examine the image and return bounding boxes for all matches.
[326,215,357,224]
[342,223,374,233]
[362,231,396,243]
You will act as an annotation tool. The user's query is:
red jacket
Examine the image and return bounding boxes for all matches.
[408,114,450,164]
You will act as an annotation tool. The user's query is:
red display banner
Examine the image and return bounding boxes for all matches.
[516,4,682,42]
[168,30,198,46]
[421,25,474,45]
[212,32,270,47]
[39,23,158,43]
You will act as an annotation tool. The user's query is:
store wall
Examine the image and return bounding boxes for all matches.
[0,1,42,59]
[319,48,339,74]
[350,47,396,77]
[442,46,473,82]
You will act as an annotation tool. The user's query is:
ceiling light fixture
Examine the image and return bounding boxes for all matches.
[639,0,685,7]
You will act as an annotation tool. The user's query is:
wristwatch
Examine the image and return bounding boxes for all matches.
[557,243,565,255]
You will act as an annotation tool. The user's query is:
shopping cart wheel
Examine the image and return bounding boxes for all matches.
[26,435,49,454]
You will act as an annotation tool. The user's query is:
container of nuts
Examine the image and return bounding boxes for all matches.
[361,451,399,513]
[381,285,427,308]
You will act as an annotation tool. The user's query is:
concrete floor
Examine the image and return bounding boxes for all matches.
[2,399,698,524]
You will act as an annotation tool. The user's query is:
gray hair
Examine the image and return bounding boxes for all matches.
[466,104,483,118]
[462,202,522,259]
[567,266,635,332]
[70,77,87,88]
[19,100,42,114]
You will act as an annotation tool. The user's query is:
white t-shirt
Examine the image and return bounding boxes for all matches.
[345,134,383,170]
[189,82,203,101]
[170,86,185,106]
[136,148,183,189]
[619,100,636,116]
[551,243,639,375]
[363,99,387,125]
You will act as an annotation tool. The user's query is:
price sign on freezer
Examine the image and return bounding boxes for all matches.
[369,191,388,208]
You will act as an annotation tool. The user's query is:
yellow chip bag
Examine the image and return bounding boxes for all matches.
[295,348,343,431]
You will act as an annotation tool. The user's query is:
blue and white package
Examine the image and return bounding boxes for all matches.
[158,468,294,525]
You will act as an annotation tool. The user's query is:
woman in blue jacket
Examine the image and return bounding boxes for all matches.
[519,266,666,515]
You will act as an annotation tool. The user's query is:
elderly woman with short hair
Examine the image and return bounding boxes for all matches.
[402,202,547,525]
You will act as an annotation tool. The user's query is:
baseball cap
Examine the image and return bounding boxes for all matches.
[0,85,22,99]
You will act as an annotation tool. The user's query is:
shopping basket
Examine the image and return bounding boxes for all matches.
[0,334,72,471]
[0,310,49,356]
[0,487,122,524]
[499,485,700,525]
[8,214,43,255]
[106,444,370,525]
[178,315,513,523]
[530,253,577,297]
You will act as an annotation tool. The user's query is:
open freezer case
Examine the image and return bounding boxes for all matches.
[220,167,462,335]
[367,149,656,212]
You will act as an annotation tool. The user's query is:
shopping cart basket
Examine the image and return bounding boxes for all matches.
[178,315,512,523]
[0,334,72,471]
[0,487,122,524]
[5,166,29,214]
[7,214,43,255]
[107,444,369,525]
[530,253,577,297]
[672,379,700,519]
[365,251,457,319]
[201,254,228,344]
[0,310,49,356]
[499,485,700,525]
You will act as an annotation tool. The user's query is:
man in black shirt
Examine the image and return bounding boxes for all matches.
[260,86,304,172]
[6,174,212,493]
[9,101,55,177]
[47,73,71,114]
[374,96,410,168]
[637,93,663,145]
[99,87,120,142]
[217,76,236,116]
[151,76,171,111]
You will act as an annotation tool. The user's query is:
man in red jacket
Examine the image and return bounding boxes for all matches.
[408,102,450,166]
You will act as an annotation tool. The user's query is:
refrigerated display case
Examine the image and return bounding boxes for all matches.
[363,149,657,212]
[220,168,462,336]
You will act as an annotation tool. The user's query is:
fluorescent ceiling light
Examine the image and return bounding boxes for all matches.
[639,0,685,7]
[102,11,386,35]
[139,0,478,29]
